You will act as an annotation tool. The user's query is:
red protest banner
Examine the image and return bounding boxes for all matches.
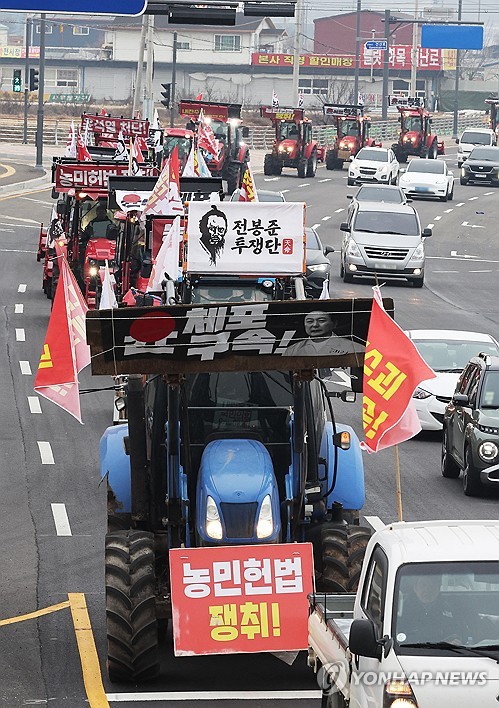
[169,543,314,656]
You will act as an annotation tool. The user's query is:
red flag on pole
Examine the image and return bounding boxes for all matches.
[76,131,92,162]
[361,287,436,453]
[238,164,259,202]
[34,252,91,424]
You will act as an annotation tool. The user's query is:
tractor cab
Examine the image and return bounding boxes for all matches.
[323,104,377,170]
[388,96,443,162]
[261,106,319,178]
[162,128,194,169]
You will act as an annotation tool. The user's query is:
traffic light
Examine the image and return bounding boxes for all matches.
[161,82,171,108]
[29,68,39,92]
[12,69,22,93]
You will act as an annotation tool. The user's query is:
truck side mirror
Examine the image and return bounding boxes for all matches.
[349,619,382,660]
[422,228,432,238]
[242,126,250,138]
[452,393,469,406]
[340,222,350,232]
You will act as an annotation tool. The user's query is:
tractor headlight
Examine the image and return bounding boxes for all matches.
[206,496,223,540]
[478,441,499,462]
[278,145,285,152]
[287,146,293,152]
[88,260,99,277]
[256,495,273,539]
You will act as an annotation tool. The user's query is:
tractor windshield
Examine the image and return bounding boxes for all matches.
[211,120,228,145]
[163,135,192,161]
[404,115,422,132]
[340,118,360,137]
[279,122,300,141]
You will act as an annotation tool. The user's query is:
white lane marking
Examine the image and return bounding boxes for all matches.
[263,177,279,182]
[0,222,40,230]
[322,215,332,221]
[461,221,468,226]
[427,223,434,229]
[37,441,55,465]
[20,197,53,206]
[15,328,25,342]
[334,208,345,213]
[15,304,24,314]
[0,248,37,253]
[443,208,453,213]
[107,691,322,702]
[20,360,31,375]
[280,189,289,193]
[312,223,320,229]
[28,396,42,414]
[0,214,40,224]
[484,191,494,196]
[18,283,27,293]
[365,515,385,532]
[0,229,15,233]
[299,183,310,187]
[455,202,465,207]
[318,178,332,183]
[461,221,484,228]
[434,216,442,221]
[51,503,72,537]
[469,270,493,273]
[468,196,479,201]
[432,270,459,273]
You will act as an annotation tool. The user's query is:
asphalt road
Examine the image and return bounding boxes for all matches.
[0,145,498,707]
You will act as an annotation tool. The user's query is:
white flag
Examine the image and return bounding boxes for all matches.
[147,216,182,292]
[100,260,118,310]
[319,279,330,300]
[65,121,77,158]
[182,144,197,177]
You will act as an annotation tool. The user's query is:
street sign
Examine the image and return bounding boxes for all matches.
[0,0,145,15]
[421,24,483,50]
[365,40,388,50]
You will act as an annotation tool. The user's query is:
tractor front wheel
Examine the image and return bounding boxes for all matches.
[263,153,274,176]
[306,151,318,177]
[105,530,159,683]
[227,162,242,195]
[297,157,307,179]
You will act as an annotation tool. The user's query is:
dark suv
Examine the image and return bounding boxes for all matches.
[442,353,499,496]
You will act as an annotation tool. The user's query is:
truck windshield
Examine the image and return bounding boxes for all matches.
[191,284,273,303]
[393,561,499,655]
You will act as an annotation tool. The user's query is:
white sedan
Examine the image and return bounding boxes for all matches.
[347,147,399,187]
[399,158,454,201]
[406,330,499,431]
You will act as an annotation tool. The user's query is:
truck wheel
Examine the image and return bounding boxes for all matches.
[462,446,482,497]
[306,151,317,177]
[320,525,371,593]
[297,157,307,178]
[227,162,242,195]
[263,154,274,176]
[441,427,460,479]
[105,530,159,683]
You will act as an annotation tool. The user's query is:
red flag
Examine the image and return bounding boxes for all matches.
[34,252,91,423]
[195,93,203,100]
[238,164,259,202]
[100,108,107,116]
[197,116,218,156]
[77,131,92,162]
[361,287,436,453]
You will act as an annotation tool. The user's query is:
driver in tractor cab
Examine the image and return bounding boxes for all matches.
[344,120,359,137]
[284,124,299,142]
[405,115,422,133]
[80,204,116,248]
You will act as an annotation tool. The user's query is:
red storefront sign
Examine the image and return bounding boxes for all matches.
[251,47,445,71]
[80,114,150,138]
[169,543,314,656]
[54,163,157,193]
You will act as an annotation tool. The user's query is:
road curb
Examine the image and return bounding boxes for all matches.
[0,169,52,198]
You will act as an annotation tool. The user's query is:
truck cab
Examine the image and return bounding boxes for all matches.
[309,519,499,707]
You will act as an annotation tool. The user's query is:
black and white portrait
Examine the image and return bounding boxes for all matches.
[198,205,228,266]
[283,310,366,357]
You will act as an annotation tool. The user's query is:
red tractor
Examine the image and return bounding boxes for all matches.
[389,96,444,162]
[261,106,323,178]
[179,100,250,194]
[323,104,380,170]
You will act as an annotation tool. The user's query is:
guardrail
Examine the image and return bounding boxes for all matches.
[0,111,487,148]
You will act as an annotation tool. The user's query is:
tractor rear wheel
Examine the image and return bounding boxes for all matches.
[319,525,371,592]
[227,162,242,195]
[263,154,274,176]
[428,141,438,159]
[306,151,317,177]
[297,157,307,178]
[105,530,159,683]
[325,151,336,170]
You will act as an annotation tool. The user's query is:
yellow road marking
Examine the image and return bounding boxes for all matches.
[68,593,109,708]
[0,163,16,180]
[0,599,70,627]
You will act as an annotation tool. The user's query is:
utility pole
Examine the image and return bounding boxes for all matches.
[291,0,302,106]
[452,0,463,139]
[381,9,390,120]
[353,0,361,104]
[144,14,154,122]
[35,14,45,170]
[170,31,177,128]
[133,16,147,117]
[23,16,31,145]
[410,0,419,96]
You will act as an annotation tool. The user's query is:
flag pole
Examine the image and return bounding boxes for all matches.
[394,444,404,521]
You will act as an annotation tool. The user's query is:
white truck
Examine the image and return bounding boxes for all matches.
[308,519,499,707]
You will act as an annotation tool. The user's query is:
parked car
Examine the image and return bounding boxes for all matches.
[460,145,499,186]
[305,226,333,297]
[407,329,499,430]
[399,158,454,201]
[442,352,499,495]
[347,146,399,187]
[229,189,286,202]
[456,127,496,167]
[340,201,431,287]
